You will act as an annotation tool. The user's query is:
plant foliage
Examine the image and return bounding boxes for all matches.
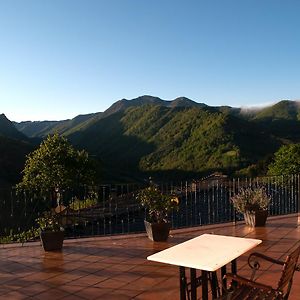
[268,143,300,176]
[36,211,63,232]
[135,183,179,223]
[69,196,98,210]
[231,187,271,213]
[17,133,95,193]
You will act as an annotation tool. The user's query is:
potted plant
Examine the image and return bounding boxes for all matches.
[231,186,271,227]
[36,211,64,251]
[136,184,179,241]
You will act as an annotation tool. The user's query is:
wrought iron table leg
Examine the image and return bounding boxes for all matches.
[190,268,197,300]
[231,259,237,288]
[202,270,208,300]
[221,265,227,294]
[179,266,187,300]
[210,271,220,299]
[231,259,237,274]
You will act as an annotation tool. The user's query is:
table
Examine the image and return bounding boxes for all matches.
[147,234,262,300]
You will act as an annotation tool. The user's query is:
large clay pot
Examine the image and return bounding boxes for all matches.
[144,220,171,242]
[243,210,268,227]
[40,231,64,251]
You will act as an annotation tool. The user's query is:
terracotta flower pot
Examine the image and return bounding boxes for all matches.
[243,210,268,227]
[144,220,171,242]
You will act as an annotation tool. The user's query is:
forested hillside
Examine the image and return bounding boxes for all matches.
[14,96,205,138]
[251,101,300,143]
[67,104,279,180]
[0,115,34,185]
[0,136,34,185]
[3,96,300,182]
[0,114,28,140]
[15,112,102,138]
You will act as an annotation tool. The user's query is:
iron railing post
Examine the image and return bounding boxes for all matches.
[297,174,300,226]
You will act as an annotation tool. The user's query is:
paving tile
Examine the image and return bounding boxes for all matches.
[0,286,17,296]
[58,283,84,294]
[61,295,84,300]
[94,278,128,289]
[100,294,138,300]
[2,290,30,299]
[102,288,143,299]
[75,287,113,299]
[68,274,106,286]
[19,283,51,296]
[31,287,70,299]
[106,271,141,284]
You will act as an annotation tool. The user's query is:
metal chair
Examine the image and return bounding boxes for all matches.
[218,244,300,300]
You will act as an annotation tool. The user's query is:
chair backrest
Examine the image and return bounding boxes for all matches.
[276,244,300,298]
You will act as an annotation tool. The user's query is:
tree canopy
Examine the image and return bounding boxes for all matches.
[17,133,95,193]
[268,143,300,176]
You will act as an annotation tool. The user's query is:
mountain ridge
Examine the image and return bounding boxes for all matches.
[0,113,29,141]
[1,96,300,183]
[14,95,209,137]
[13,96,300,139]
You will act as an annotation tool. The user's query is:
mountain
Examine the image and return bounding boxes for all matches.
[67,104,279,181]
[250,100,300,143]
[6,96,300,182]
[0,114,28,140]
[14,96,206,138]
[104,95,206,116]
[14,112,102,138]
[0,114,35,185]
[15,120,59,138]
[253,100,300,121]
[0,135,34,185]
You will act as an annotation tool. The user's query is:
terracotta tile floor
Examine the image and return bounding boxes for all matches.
[1,214,300,299]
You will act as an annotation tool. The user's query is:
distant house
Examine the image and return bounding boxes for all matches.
[201,172,228,184]
[191,172,229,191]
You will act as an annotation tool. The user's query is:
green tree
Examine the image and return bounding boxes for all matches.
[17,133,95,194]
[268,144,300,175]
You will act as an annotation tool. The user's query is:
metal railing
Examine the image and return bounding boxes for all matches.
[0,174,299,240]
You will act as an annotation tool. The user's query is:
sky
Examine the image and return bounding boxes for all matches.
[0,0,300,122]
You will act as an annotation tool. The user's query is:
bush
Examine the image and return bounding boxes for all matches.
[69,197,98,210]
[135,184,179,223]
[231,187,271,213]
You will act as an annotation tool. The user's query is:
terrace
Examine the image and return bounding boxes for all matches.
[1,214,300,300]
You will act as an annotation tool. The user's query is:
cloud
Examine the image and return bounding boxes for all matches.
[240,101,277,111]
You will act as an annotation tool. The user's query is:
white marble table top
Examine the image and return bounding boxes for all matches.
[147,233,262,272]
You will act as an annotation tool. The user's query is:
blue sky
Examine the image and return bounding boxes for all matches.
[0,0,300,121]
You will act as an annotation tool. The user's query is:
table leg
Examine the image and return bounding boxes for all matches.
[190,268,197,300]
[231,259,237,288]
[210,271,219,299]
[221,265,227,294]
[202,270,208,300]
[179,266,187,300]
[231,259,237,274]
